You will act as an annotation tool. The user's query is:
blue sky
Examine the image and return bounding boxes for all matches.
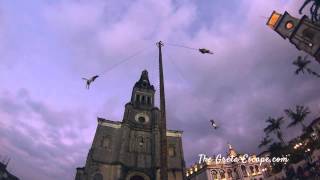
[0,0,320,179]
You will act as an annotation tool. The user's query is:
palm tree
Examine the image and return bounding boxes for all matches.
[299,0,320,23]
[293,56,320,78]
[258,136,272,148]
[268,142,286,173]
[285,105,310,131]
[264,117,286,145]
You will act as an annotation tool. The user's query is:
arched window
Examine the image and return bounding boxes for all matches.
[249,166,254,174]
[168,146,176,157]
[93,173,103,180]
[141,96,145,104]
[227,169,233,178]
[211,170,218,179]
[255,165,259,173]
[219,170,225,179]
[234,168,239,178]
[136,94,140,103]
[241,165,248,177]
[138,136,144,147]
[147,96,151,105]
[101,137,110,149]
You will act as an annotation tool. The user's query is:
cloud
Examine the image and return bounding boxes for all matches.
[0,89,93,180]
[0,0,320,179]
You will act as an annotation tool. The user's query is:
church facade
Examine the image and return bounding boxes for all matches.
[75,70,185,180]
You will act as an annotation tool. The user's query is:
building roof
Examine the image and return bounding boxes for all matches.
[134,70,155,91]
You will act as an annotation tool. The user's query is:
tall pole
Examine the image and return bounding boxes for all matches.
[157,41,168,180]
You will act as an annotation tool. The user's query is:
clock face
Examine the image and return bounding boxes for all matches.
[135,112,150,124]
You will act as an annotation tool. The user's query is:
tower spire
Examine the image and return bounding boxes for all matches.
[131,70,155,109]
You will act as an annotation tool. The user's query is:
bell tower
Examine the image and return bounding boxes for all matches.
[131,70,155,109]
[122,70,158,129]
[266,11,320,63]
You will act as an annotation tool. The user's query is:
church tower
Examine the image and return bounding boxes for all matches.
[75,70,185,180]
[266,11,320,63]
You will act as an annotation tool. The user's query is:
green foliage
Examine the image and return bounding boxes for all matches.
[261,105,318,173]
[285,105,310,129]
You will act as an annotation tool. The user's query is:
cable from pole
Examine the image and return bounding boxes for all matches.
[166,52,188,84]
[99,45,152,76]
[165,42,199,51]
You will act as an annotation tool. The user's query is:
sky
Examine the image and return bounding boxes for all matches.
[0,0,320,179]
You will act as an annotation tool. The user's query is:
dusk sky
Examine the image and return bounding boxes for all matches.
[1,0,320,179]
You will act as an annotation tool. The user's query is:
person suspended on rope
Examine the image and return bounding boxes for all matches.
[82,75,99,89]
[210,119,219,129]
[199,48,214,54]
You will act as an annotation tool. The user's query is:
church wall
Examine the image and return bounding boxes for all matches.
[168,170,184,180]
[91,124,122,163]
[83,164,122,180]
[119,127,154,168]
[167,137,184,170]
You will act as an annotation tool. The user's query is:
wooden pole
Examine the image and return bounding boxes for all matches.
[157,41,168,180]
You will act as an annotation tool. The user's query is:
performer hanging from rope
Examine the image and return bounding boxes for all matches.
[81,45,152,89]
[165,42,214,55]
[199,48,214,54]
[210,119,219,129]
[82,75,99,89]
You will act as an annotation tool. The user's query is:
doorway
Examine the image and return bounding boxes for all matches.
[130,175,144,180]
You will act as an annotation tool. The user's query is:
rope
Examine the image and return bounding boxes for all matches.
[165,42,199,51]
[166,53,188,83]
[99,46,152,76]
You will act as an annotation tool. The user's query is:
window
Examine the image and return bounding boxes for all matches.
[168,146,175,157]
[141,96,145,104]
[138,116,146,123]
[302,28,315,41]
[267,11,281,29]
[211,170,218,179]
[241,165,248,177]
[136,94,140,103]
[234,168,239,178]
[227,169,233,178]
[249,166,254,174]
[255,165,259,173]
[147,96,151,105]
[101,137,110,149]
[219,170,225,179]
[93,173,103,180]
[138,136,144,147]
